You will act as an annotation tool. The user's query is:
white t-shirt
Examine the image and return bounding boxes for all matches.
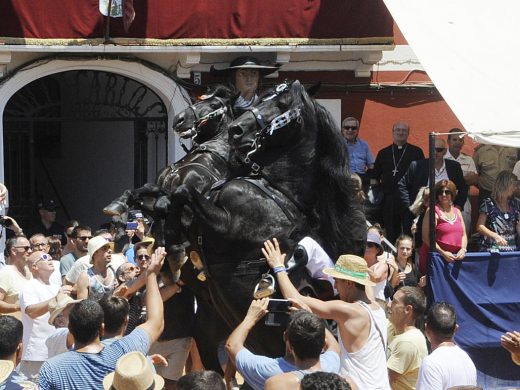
[46,328,70,358]
[50,260,62,286]
[0,265,32,319]
[416,344,477,390]
[445,150,477,176]
[64,255,89,284]
[19,278,60,361]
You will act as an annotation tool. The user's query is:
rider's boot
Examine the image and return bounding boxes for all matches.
[285,244,308,275]
[103,190,132,216]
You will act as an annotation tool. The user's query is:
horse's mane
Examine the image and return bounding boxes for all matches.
[293,82,367,258]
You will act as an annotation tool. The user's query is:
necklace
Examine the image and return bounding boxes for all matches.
[392,144,408,176]
[440,207,457,224]
[496,199,510,219]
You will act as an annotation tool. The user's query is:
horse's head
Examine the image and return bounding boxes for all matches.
[172,85,236,144]
[229,80,314,165]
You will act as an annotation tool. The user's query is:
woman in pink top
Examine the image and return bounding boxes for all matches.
[420,180,467,273]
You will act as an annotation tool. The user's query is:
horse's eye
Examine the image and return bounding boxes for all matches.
[210,102,220,109]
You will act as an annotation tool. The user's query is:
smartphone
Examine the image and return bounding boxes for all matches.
[265,311,290,327]
[126,221,138,230]
[267,299,291,313]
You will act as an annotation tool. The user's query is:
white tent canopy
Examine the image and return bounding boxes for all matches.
[382,0,520,147]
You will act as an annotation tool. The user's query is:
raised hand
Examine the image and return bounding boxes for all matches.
[262,238,286,269]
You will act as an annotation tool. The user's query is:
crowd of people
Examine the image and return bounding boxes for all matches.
[346,116,520,259]
[0,55,519,389]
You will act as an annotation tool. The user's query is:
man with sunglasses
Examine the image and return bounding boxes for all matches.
[19,251,72,381]
[446,128,479,231]
[0,236,33,318]
[341,117,374,186]
[59,225,91,278]
[29,233,50,254]
[398,138,467,243]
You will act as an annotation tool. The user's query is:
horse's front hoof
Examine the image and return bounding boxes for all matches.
[155,196,171,215]
[166,245,188,283]
[103,201,129,216]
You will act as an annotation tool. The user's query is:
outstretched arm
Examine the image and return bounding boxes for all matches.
[225,298,269,364]
[263,238,351,321]
[24,285,73,319]
[137,247,166,343]
[0,289,20,314]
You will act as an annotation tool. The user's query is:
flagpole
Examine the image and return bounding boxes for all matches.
[104,0,113,43]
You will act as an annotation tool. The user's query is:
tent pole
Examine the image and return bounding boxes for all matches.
[428,133,436,251]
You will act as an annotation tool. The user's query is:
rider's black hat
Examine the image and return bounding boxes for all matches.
[210,56,280,77]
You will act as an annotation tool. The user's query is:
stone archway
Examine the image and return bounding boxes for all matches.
[0,58,190,182]
[0,58,190,226]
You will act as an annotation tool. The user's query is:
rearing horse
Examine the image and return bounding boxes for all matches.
[104,85,241,370]
[171,80,366,356]
[104,85,238,250]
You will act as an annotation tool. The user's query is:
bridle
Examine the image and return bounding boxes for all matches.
[241,81,303,169]
[176,95,230,139]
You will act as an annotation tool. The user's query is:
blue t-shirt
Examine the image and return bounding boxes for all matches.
[38,327,150,390]
[125,244,136,265]
[235,348,340,390]
[345,138,375,174]
[59,252,78,277]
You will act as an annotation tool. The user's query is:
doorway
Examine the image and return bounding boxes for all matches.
[3,70,169,229]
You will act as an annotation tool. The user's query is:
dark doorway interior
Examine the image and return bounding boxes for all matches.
[3,70,168,229]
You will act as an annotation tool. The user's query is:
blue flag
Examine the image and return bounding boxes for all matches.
[428,251,520,383]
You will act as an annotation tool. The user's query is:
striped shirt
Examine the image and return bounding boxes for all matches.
[38,327,150,390]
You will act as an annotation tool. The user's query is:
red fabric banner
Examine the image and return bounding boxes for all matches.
[0,0,393,41]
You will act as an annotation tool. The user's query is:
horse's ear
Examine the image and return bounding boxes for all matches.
[305,82,321,97]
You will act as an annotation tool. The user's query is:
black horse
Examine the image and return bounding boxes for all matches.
[104,85,238,252]
[171,80,366,356]
[104,86,240,370]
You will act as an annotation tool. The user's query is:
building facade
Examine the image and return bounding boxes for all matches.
[0,0,465,227]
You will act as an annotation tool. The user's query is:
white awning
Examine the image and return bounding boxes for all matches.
[382,0,520,146]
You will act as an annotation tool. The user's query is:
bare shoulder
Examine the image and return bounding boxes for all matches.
[265,372,299,390]
[329,299,367,318]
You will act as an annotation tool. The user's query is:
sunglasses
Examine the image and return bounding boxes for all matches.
[14,246,32,252]
[31,242,48,249]
[76,236,92,241]
[435,147,446,153]
[343,126,358,131]
[125,266,138,272]
[32,253,52,266]
[439,189,453,196]
[367,243,380,249]
[137,254,151,261]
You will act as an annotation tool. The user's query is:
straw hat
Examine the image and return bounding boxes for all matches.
[87,236,114,263]
[134,237,155,257]
[323,255,375,286]
[103,351,164,390]
[210,56,280,77]
[48,292,81,326]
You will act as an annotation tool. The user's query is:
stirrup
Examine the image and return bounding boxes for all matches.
[253,273,275,299]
